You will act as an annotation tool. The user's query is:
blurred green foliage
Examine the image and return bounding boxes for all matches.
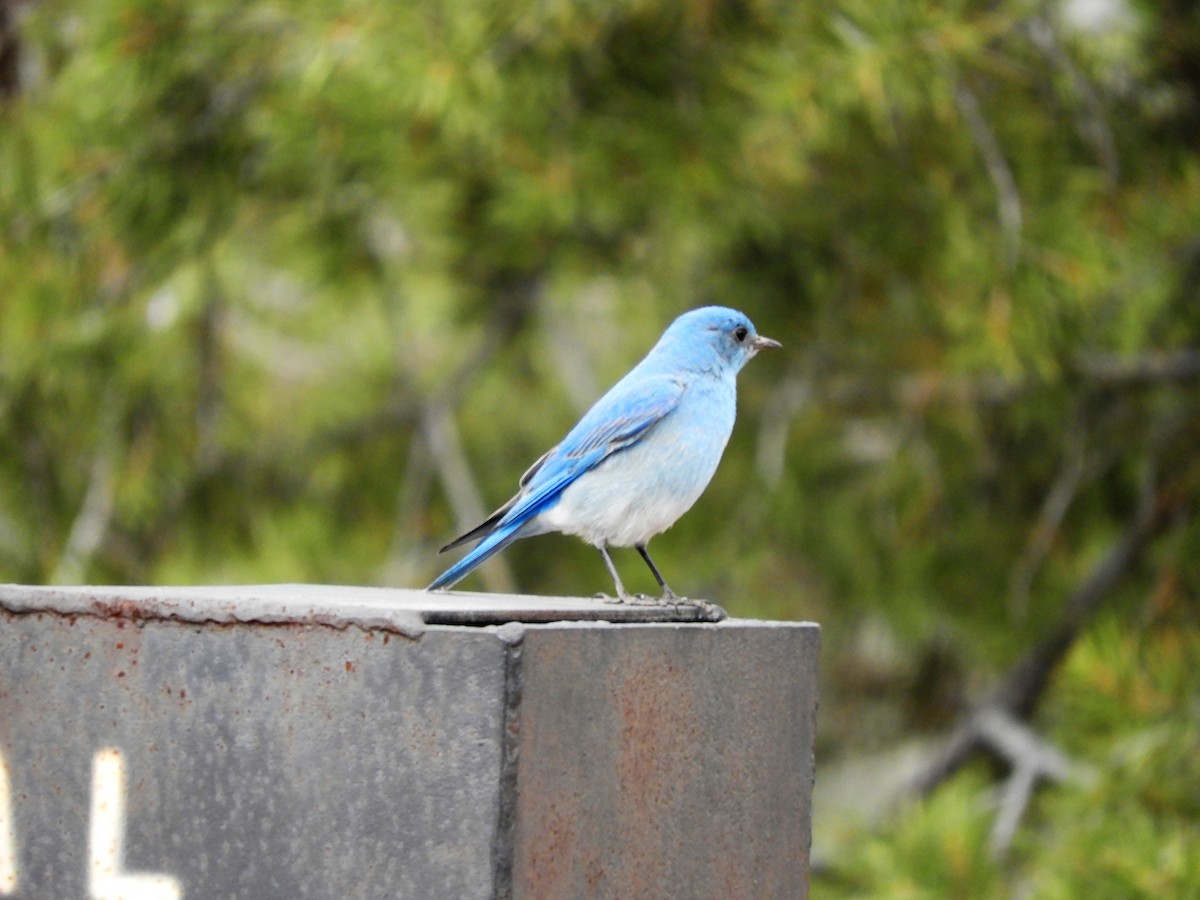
[824,624,1200,898]
[1,0,1197,891]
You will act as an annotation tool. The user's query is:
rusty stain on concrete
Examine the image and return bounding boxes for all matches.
[510,622,819,899]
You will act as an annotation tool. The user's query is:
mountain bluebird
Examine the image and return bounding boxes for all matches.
[427,306,780,599]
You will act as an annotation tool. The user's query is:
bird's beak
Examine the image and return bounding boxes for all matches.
[751,335,782,352]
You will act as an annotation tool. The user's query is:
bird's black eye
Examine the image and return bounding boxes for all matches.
[734,325,749,343]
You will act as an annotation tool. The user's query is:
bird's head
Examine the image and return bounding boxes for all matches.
[659,306,781,374]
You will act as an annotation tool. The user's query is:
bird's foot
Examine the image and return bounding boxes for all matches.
[596,592,726,620]
[631,593,673,606]
[600,592,668,606]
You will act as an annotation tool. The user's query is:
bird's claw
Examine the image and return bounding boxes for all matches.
[598,592,669,606]
[596,592,726,621]
[632,593,675,606]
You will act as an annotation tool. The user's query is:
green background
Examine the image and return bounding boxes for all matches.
[2,0,1197,893]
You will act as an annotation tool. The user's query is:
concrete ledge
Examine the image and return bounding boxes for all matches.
[0,584,819,898]
[0,583,726,636]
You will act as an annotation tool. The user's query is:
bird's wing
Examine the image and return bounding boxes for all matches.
[501,373,687,522]
[555,374,687,461]
[426,375,685,591]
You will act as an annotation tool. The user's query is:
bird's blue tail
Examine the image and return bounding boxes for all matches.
[426,520,526,591]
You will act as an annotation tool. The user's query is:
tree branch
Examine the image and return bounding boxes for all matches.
[756,370,810,487]
[955,81,1023,270]
[1008,419,1089,620]
[977,707,1086,858]
[1022,14,1120,184]
[378,430,434,587]
[909,454,1167,798]
[1075,349,1200,388]
[376,273,543,592]
[52,395,122,584]
[417,395,517,593]
[810,348,1200,415]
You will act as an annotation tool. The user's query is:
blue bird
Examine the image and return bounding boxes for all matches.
[427,306,780,599]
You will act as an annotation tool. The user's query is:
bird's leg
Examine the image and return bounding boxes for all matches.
[597,544,631,601]
[636,543,678,600]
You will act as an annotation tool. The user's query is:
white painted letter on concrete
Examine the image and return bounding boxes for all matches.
[89,748,182,900]
[0,752,16,895]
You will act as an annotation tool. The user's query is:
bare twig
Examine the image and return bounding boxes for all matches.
[974,707,1088,858]
[52,394,122,584]
[1075,349,1200,388]
[376,273,543,592]
[910,447,1166,800]
[417,396,516,593]
[990,764,1038,860]
[540,285,609,415]
[378,432,433,587]
[809,348,1200,415]
[1022,14,1120,184]
[1008,421,1088,619]
[990,454,1162,721]
[756,370,810,487]
[194,259,226,476]
[955,81,1023,270]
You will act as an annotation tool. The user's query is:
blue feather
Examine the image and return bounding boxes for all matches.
[427,306,779,597]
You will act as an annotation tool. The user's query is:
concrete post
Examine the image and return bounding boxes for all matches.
[0,584,818,899]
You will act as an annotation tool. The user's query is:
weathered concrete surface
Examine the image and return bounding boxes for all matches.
[0,605,512,898]
[509,621,820,900]
[0,585,818,899]
[0,583,725,633]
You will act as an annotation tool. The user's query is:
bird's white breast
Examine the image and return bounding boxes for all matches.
[539,376,737,547]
